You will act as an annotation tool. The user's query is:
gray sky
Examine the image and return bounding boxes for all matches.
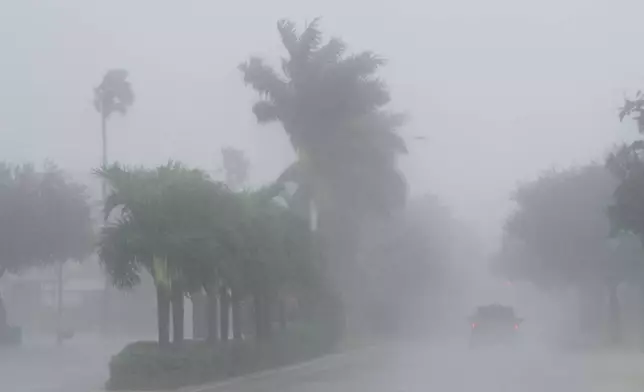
[2,0,644,249]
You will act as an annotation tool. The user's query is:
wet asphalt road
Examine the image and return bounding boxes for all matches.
[189,339,644,392]
[2,335,643,392]
[0,334,127,392]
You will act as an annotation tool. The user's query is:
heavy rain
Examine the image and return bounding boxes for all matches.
[1,1,644,391]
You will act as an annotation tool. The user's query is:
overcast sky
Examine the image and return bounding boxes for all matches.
[2,0,644,250]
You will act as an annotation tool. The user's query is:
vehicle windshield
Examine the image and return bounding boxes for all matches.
[475,305,517,320]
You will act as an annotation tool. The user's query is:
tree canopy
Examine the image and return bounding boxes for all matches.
[0,163,94,277]
[97,162,232,290]
[239,18,407,231]
[496,164,641,289]
[94,69,135,119]
[96,161,318,345]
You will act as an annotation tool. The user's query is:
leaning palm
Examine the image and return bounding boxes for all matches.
[239,19,407,232]
[239,20,408,324]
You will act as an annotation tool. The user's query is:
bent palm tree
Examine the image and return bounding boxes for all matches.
[239,20,408,328]
[240,18,406,231]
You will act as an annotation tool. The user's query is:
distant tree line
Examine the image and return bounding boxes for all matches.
[495,91,644,348]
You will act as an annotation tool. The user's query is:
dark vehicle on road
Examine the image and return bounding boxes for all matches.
[469,304,523,348]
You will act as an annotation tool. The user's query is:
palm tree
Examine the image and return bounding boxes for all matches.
[96,163,230,347]
[94,69,135,333]
[94,69,135,174]
[239,19,408,330]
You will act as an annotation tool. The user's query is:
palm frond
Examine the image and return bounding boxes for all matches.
[238,57,289,103]
[98,219,145,289]
[298,18,323,59]
[94,69,135,118]
[311,38,346,67]
[252,101,281,123]
[277,19,299,58]
[336,52,386,78]
[342,78,391,115]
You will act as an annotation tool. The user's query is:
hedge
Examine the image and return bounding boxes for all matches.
[106,323,339,391]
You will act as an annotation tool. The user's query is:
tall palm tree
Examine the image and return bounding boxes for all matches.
[239,19,408,327]
[94,69,135,333]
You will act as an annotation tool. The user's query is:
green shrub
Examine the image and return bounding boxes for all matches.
[106,324,340,391]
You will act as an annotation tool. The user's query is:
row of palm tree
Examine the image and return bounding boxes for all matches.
[96,161,316,347]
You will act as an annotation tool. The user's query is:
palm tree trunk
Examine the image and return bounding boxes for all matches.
[171,283,184,345]
[640,284,644,352]
[191,291,206,340]
[206,285,219,343]
[56,262,64,345]
[231,289,243,340]
[254,290,272,341]
[219,286,230,341]
[100,112,111,335]
[608,283,621,345]
[309,199,318,231]
[253,292,264,340]
[0,268,7,335]
[156,285,170,348]
[278,297,287,330]
[263,295,272,340]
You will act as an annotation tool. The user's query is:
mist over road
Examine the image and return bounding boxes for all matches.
[0,334,126,392]
[191,339,644,392]
[2,334,643,392]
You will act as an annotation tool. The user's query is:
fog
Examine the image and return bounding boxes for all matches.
[4,0,644,244]
[2,0,644,391]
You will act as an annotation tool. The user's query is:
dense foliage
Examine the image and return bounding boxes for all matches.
[606,93,644,244]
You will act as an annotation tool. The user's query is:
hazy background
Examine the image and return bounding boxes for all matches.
[1,0,644,251]
[3,2,644,391]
